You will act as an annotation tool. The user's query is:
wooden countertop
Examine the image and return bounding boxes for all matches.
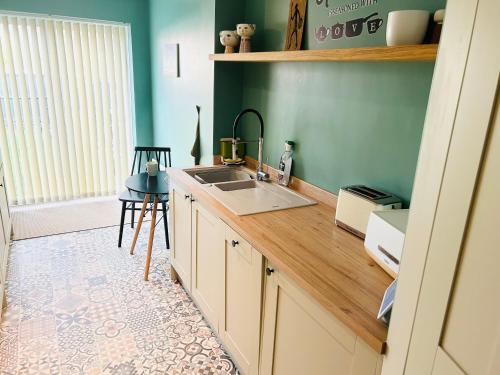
[168,167,392,353]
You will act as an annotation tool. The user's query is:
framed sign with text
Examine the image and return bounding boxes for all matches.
[312,0,384,47]
[308,0,444,49]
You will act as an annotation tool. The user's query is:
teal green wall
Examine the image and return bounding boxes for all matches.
[0,0,444,203]
[213,1,245,151]
[239,62,433,206]
[0,0,153,145]
[150,0,216,167]
[231,0,445,205]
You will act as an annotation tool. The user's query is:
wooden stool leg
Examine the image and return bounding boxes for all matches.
[130,194,150,255]
[144,195,159,281]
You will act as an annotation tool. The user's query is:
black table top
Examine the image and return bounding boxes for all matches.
[125,171,169,195]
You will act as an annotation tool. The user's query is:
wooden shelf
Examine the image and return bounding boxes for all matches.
[209,44,438,63]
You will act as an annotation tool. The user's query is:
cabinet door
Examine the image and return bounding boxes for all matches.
[220,226,263,375]
[191,201,224,331]
[0,169,11,243]
[170,184,192,291]
[0,170,6,319]
[0,222,5,317]
[260,265,381,375]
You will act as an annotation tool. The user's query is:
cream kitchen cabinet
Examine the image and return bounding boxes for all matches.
[260,264,382,375]
[170,184,193,291]
[190,201,224,331]
[0,164,12,319]
[171,184,225,332]
[220,226,263,375]
[169,182,263,374]
[168,174,384,375]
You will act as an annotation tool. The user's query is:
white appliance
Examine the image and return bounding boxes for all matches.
[335,185,402,239]
[364,209,409,278]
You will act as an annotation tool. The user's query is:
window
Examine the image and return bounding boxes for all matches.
[0,14,134,205]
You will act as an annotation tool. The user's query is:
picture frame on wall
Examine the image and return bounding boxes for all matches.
[161,42,179,78]
[285,0,308,51]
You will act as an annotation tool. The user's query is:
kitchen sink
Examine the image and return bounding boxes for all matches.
[207,179,316,215]
[182,166,316,215]
[215,180,257,191]
[185,167,254,184]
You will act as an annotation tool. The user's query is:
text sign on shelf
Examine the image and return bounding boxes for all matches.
[314,0,384,43]
[307,0,445,49]
[311,0,384,47]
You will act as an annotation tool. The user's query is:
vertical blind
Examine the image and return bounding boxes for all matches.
[0,14,133,205]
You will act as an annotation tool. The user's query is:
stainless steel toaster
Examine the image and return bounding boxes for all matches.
[335,185,402,239]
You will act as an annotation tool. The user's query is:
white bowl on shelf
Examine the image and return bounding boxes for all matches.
[386,10,430,46]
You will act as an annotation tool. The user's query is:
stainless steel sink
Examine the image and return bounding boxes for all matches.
[189,168,254,184]
[215,180,257,191]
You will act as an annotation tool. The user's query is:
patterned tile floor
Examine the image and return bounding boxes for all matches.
[0,223,239,374]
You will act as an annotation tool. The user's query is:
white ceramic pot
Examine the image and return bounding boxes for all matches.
[386,10,430,46]
[146,160,158,177]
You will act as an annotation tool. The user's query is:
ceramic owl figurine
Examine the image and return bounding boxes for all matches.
[219,30,240,54]
[236,23,256,53]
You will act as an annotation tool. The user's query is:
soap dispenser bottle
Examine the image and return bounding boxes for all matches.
[277,141,294,186]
